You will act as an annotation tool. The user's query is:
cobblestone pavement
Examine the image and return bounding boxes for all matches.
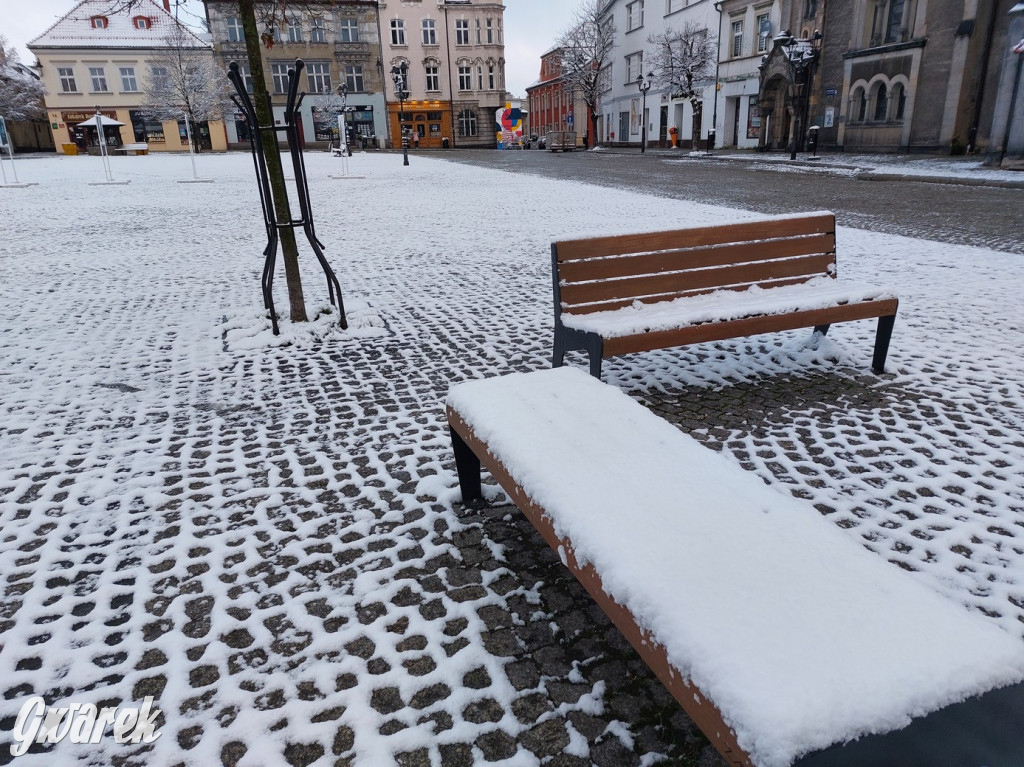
[1,154,1022,767]
[440,150,1024,255]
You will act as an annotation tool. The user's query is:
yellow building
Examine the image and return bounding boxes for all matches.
[28,0,227,154]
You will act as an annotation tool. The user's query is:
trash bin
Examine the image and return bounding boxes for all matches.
[62,143,79,156]
[442,137,450,149]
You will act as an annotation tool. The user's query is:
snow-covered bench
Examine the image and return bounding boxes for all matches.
[446,367,1024,767]
[114,143,149,155]
[552,212,898,378]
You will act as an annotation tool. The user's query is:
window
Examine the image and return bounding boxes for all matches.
[391,19,406,45]
[310,17,326,42]
[338,18,358,42]
[150,65,168,90]
[422,19,436,45]
[756,12,770,53]
[90,16,107,29]
[626,1,644,31]
[885,0,905,43]
[731,19,744,57]
[271,62,290,94]
[287,17,302,43]
[344,65,363,92]
[425,65,439,91]
[458,109,477,137]
[477,66,483,90]
[854,88,867,122]
[873,83,888,121]
[667,0,685,13]
[486,18,494,43]
[236,63,253,93]
[488,65,495,90]
[227,17,244,42]
[625,52,642,83]
[119,67,138,92]
[133,17,151,29]
[58,67,77,92]
[306,61,331,93]
[893,82,907,120]
[455,19,469,45]
[458,65,472,90]
[89,67,108,92]
[475,19,481,44]
[805,0,817,18]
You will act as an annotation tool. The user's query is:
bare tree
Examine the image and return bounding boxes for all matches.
[647,22,716,116]
[556,0,617,145]
[143,24,233,152]
[0,35,46,121]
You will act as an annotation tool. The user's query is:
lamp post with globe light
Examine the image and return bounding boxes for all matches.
[391,62,410,166]
[635,71,654,153]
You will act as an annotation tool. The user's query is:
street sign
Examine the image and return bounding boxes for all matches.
[566,113,574,127]
[826,87,837,96]
[0,116,9,150]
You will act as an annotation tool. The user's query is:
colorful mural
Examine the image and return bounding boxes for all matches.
[495,103,524,149]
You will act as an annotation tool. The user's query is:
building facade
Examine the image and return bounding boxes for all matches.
[525,47,590,146]
[757,0,1018,155]
[599,0,719,149]
[203,0,385,149]
[29,0,227,154]
[379,0,507,149]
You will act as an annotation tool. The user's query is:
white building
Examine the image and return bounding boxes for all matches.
[599,0,718,149]
[716,0,780,149]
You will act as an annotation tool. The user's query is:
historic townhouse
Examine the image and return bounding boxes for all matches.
[525,46,590,146]
[599,0,718,149]
[715,0,780,149]
[203,0,385,148]
[379,0,506,148]
[29,0,227,154]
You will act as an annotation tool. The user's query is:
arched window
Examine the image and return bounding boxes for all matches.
[872,82,888,121]
[893,82,907,120]
[458,109,477,137]
[853,88,867,123]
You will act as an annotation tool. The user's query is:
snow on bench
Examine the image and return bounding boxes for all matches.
[552,211,898,378]
[114,143,149,155]
[446,367,1024,767]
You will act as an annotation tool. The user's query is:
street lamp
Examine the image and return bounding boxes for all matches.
[779,29,823,160]
[336,82,352,157]
[391,62,410,166]
[635,71,653,153]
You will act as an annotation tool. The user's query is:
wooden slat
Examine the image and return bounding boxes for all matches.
[600,299,899,357]
[554,213,835,262]
[560,254,834,308]
[446,408,756,767]
[562,275,819,315]
[558,233,835,284]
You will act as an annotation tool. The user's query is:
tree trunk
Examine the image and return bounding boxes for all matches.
[239,0,307,323]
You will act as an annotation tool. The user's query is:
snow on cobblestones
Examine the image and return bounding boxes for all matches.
[0,151,1022,766]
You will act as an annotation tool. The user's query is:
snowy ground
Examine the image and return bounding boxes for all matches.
[1,151,1023,766]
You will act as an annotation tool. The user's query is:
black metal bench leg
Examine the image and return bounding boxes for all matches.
[813,324,831,336]
[552,332,565,369]
[872,314,897,373]
[450,426,483,504]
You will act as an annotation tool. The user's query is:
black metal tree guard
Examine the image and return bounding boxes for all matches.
[228,59,346,336]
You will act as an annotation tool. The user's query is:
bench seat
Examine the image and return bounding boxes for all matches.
[447,367,1024,767]
[552,212,898,378]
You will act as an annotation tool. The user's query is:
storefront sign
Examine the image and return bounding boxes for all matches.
[61,110,118,124]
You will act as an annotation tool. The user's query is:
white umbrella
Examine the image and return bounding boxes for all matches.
[76,112,125,183]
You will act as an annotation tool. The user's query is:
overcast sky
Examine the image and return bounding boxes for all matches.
[5,0,579,98]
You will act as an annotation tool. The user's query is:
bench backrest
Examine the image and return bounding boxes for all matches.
[552,212,837,317]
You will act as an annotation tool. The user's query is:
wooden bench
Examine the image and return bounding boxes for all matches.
[552,212,898,378]
[446,367,1024,767]
[114,143,149,155]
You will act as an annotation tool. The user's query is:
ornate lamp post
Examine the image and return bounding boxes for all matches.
[635,71,654,153]
[336,82,352,157]
[778,29,823,160]
[391,62,410,166]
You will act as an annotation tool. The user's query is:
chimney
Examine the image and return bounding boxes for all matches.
[163,0,171,12]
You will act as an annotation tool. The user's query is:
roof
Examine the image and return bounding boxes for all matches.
[28,0,209,50]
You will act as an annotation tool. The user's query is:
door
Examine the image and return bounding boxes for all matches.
[659,105,668,147]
